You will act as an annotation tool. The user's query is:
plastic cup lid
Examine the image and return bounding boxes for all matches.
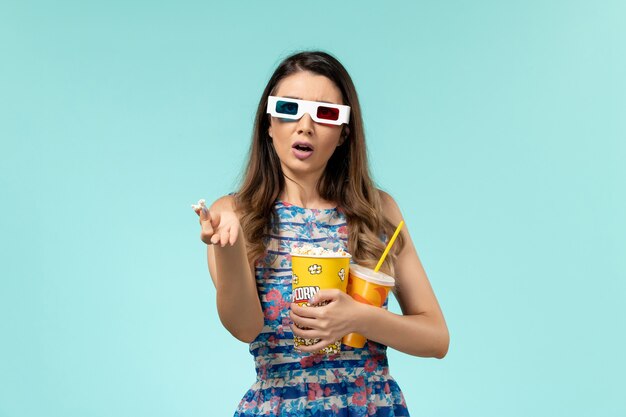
[349,264,395,287]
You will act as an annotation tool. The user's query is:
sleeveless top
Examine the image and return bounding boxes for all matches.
[233,200,410,417]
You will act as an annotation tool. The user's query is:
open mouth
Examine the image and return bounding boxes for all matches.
[292,142,314,160]
[294,144,313,152]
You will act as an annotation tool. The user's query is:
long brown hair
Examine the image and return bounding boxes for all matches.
[235,50,404,275]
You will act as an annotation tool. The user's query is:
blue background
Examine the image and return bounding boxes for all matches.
[1,1,624,416]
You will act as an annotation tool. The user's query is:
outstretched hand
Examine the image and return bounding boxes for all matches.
[192,199,241,247]
[290,289,361,353]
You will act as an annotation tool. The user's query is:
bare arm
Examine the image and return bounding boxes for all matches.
[352,291,449,358]
[195,196,264,343]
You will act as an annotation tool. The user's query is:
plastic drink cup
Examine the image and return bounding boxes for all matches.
[342,264,395,348]
[291,251,351,354]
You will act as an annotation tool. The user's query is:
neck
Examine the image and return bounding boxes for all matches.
[279,166,334,209]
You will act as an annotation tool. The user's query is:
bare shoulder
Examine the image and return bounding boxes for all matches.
[377,189,403,224]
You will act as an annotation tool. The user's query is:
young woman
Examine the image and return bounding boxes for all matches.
[193,50,449,416]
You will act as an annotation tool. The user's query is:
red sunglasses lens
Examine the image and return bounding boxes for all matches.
[316,106,339,121]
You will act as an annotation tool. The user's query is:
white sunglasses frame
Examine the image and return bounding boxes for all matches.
[266,95,351,126]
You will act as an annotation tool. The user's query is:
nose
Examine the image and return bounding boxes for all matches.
[296,112,314,136]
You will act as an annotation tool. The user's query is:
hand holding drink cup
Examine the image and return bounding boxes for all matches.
[343,220,404,348]
[342,265,396,348]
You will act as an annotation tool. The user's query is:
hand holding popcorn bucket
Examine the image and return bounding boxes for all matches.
[291,245,351,355]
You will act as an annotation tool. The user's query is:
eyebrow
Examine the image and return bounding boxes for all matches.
[283,95,336,104]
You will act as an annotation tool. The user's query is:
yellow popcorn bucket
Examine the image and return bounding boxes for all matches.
[291,252,351,354]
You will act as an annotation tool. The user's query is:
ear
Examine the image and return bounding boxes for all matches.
[338,125,350,146]
[266,113,274,139]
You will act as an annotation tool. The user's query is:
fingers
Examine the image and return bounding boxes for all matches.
[290,303,321,319]
[209,226,222,245]
[209,225,235,247]
[199,205,210,224]
[209,210,221,229]
[292,327,336,353]
[290,303,339,353]
[191,199,239,247]
[218,225,231,247]
[229,222,239,246]
[290,314,327,339]
[199,215,215,246]
[290,306,330,344]
[308,289,342,305]
[212,219,239,247]
[291,325,326,340]
[193,199,217,245]
[289,310,318,329]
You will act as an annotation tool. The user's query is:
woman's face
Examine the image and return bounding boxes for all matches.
[268,71,349,180]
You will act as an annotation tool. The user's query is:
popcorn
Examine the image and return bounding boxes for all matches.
[294,330,341,354]
[191,199,207,212]
[290,243,350,257]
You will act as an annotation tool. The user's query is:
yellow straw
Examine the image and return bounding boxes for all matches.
[374,220,404,272]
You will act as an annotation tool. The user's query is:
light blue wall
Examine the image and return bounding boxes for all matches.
[1,1,624,416]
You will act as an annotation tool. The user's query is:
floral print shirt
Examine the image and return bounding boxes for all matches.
[233,200,410,416]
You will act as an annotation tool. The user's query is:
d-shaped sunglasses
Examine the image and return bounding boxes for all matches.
[266,96,351,126]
